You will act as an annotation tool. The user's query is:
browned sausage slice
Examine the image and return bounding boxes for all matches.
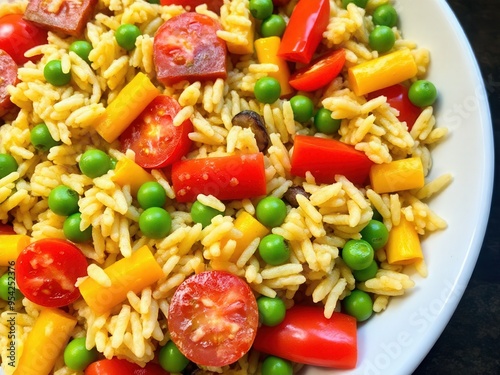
[0,50,18,117]
[24,0,98,37]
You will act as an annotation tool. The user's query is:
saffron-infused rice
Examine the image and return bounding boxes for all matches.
[0,0,451,374]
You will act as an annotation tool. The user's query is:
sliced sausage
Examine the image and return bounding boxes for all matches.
[0,50,18,117]
[24,0,98,37]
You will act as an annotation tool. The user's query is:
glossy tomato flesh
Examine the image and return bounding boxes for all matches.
[171,153,267,202]
[0,14,47,65]
[168,270,259,367]
[290,135,374,185]
[289,49,346,92]
[253,305,358,369]
[15,238,88,307]
[367,84,422,130]
[85,358,168,375]
[153,12,227,85]
[119,95,193,169]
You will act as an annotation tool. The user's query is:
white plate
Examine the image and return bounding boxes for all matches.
[303,0,494,374]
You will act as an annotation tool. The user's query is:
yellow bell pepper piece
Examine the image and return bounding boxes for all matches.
[221,211,269,262]
[0,234,30,266]
[111,157,155,196]
[348,49,418,96]
[255,37,294,97]
[369,157,425,194]
[94,72,160,143]
[386,216,423,265]
[13,308,77,375]
[79,245,164,315]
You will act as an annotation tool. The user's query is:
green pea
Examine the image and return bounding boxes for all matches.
[147,0,161,4]
[369,25,395,53]
[139,207,172,239]
[30,123,61,151]
[257,296,286,326]
[44,60,71,86]
[259,234,290,266]
[48,185,80,216]
[69,40,93,64]
[408,80,438,107]
[254,77,281,104]
[314,107,341,134]
[256,196,287,227]
[0,272,23,301]
[63,213,92,243]
[249,0,273,20]
[260,14,286,38]
[63,337,98,371]
[342,0,369,9]
[372,4,398,27]
[371,207,383,222]
[360,219,389,251]
[190,200,223,228]
[341,239,374,271]
[261,355,293,375]
[115,23,141,51]
[158,340,190,373]
[342,289,373,322]
[79,149,112,178]
[0,153,18,179]
[352,260,378,282]
[290,95,314,123]
[137,181,167,209]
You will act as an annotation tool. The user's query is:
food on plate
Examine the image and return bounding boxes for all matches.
[0,0,452,374]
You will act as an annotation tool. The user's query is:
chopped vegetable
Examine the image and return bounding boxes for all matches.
[369,156,425,193]
[220,211,269,262]
[168,270,259,367]
[253,305,357,368]
[171,153,267,202]
[254,37,293,97]
[289,49,346,92]
[0,234,30,266]
[24,0,98,37]
[277,0,330,64]
[79,245,164,315]
[385,216,423,265]
[84,358,167,375]
[110,157,156,196]
[290,135,374,185]
[347,49,418,96]
[94,72,160,143]
[14,308,77,375]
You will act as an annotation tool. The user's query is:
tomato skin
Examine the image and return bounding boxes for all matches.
[277,0,330,64]
[290,135,374,185]
[171,153,267,202]
[0,14,47,65]
[289,49,346,92]
[253,305,358,369]
[366,84,422,130]
[159,0,224,14]
[153,12,227,85]
[168,270,259,367]
[15,238,88,308]
[119,95,193,169]
[84,358,168,375]
[24,0,98,37]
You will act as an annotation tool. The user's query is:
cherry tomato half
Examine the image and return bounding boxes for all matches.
[366,84,422,130]
[0,14,47,65]
[15,238,88,307]
[168,270,259,367]
[153,12,227,85]
[159,0,224,14]
[119,95,193,169]
[84,358,168,375]
[289,49,346,92]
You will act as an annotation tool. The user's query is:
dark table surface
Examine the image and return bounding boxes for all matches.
[412,1,500,374]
